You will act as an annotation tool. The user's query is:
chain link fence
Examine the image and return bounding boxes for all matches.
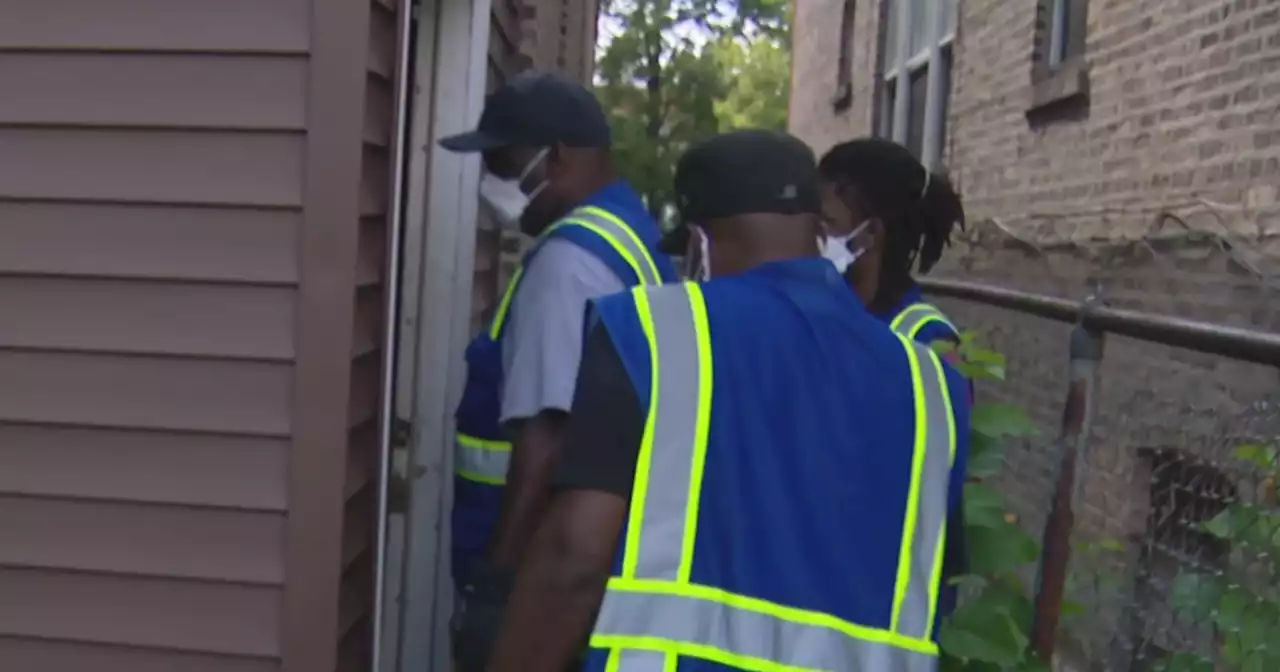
[922,228,1280,670]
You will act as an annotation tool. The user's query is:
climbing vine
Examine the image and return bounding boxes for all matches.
[932,333,1050,671]
[1160,443,1280,672]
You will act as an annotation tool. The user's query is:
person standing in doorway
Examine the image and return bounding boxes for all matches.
[487,130,970,672]
[438,71,678,672]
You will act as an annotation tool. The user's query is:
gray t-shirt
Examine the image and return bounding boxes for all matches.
[499,237,626,424]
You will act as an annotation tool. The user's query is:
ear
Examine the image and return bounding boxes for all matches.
[544,142,570,179]
[861,217,886,253]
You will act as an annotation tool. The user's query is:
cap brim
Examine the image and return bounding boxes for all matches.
[437,130,508,153]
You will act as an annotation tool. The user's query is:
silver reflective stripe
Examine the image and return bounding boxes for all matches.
[596,589,939,672]
[455,435,510,485]
[891,303,954,341]
[614,649,667,671]
[895,337,958,639]
[629,286,703,579]
[561,207,662,285]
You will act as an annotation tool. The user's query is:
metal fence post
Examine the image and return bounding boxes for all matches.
[1031,300,1106,660]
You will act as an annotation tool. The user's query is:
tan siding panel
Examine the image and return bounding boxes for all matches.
[0,129,304,207]
[0,201,299,284]
[0,351,292,436]
[356,217,388,289]
[366,2,398,80]
[0,496,285,584]
[0,425,287,511]
[352,288,384,359]
[0,568,281,657]
[336,627,372,672]
[0,637,277,672]
[0,53,307,130]
[343,425,378,502]
[363,76,394,147]
[342,486,376,569]
[360,147,391,217]
[0,0,310,53]
[347,355,382,430]
[336,558,373,640]
[0,277,295,360]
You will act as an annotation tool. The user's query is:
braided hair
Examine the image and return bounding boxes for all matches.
[817,138,965,315]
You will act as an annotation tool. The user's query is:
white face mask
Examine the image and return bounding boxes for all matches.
[687,225,712,281]
[477,148,550,229]
[819,221,870,274]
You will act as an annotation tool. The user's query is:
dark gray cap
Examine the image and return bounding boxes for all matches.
[439,71,611,152]
[673,129,821,225]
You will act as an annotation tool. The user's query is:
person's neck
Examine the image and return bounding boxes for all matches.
[562,167,616,206]
[716,239,818,277]
[871,278,914,315]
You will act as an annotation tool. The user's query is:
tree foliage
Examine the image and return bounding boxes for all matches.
[594,0,791,224]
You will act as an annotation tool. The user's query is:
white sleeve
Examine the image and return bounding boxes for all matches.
[499,238,627,423]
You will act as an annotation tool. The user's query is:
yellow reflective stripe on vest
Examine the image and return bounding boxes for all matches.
[595,579,939,671]
[889,302,957,342]
[888,334,958,640]
[590,283,954,671]
[575,205,665,283]
[487,207,662,340]
[455,433,511,485]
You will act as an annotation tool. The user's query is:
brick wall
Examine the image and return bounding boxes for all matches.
[792,0,1280,664]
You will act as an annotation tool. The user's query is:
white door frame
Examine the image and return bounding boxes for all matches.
[393,0,491,667]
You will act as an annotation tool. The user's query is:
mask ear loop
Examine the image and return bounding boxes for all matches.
[688,225,712,281]
[518,147,549,183]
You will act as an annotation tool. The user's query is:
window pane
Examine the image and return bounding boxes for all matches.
[1049,0,1069,66]
[907,66,927,159]
[943,0,957,38]
[880,79,897,138]
[936,46,953,161]
[883,0,899,73]
[909,0,931,57]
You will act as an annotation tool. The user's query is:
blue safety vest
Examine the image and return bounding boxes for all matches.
[884,285,966,621]
[451,195,675,587]
[884,285,959,345]
[584,259,968,671]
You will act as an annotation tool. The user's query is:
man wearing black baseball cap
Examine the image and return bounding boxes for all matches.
[487,129,972,672]
[441,71,677,672]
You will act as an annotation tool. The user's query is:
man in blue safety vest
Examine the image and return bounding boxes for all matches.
[487,129,971,671]
[438,71,677,671]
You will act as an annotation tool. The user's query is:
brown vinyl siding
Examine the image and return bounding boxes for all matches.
[0,0,398,670]
[471,0,529,332]
[335,0,401,667]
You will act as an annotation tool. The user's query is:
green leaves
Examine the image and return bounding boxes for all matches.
[1157,653,1214,672]
[1234,443,1279,472]
[939,575,1041,669]
[596,0,791,223]
[932,333,1048,670]
[1200,503,1280,551]
[971,403,1038,441]
[1167,568,1280,670]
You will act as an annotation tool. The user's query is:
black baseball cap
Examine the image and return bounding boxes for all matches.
[438,71,611,152]
[673,129,822,225]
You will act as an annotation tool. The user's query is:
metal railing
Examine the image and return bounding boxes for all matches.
[920,276,1280,669]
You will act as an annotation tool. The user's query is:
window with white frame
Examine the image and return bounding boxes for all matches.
[876,0,956,169]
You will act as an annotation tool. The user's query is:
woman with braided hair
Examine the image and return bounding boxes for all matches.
[818,137,970,623]
[817,137,966,348]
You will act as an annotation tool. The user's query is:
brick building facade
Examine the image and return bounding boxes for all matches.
[792,0,1279,666]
